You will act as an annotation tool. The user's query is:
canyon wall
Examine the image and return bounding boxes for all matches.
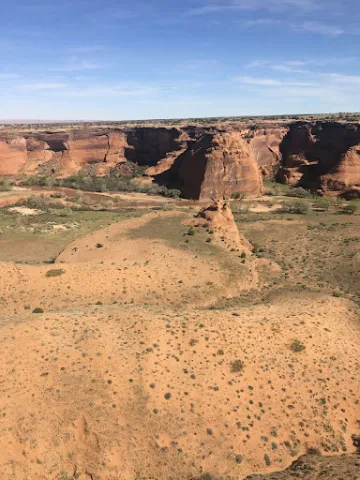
[0,121,359,199]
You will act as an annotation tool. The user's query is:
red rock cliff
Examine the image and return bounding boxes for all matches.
[0,121,359,199]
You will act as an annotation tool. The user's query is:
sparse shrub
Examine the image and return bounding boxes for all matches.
[289,339,305,353]
[20,174,182,198]
[332,291,343,298]
[287,187,312,198]
[0,178,12,192]
[192,475,218,480]
[281,199,310,214]
[49,208,72,217]
[187,226,195,236]
[252,243,264,255]
[21,195,64,211]
[232,202,249,214]
[231,192,244,200]
[342,201,358,215]
[96,243,103,248]
[45,269,65,277]
[32,307,44,314]
[263,180,291,196]
[307,448,320,455]
[230,360,245,373]
[313,196,333,211]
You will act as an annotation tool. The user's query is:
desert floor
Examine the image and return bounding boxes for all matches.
[0,189,359,480]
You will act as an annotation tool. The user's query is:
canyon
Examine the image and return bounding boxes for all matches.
[0,120,360,199]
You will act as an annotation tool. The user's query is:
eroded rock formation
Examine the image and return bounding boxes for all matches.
[0,120,360,199]
[279,122,360,196]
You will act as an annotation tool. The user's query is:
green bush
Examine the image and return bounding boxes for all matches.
[286,187,312,198]
[289,339,305,353]
[187,226,195,236]
[230,360,245,373]
[46,269,65,277]
[20,174,182,198]
[263,181,291,196]
[313,196,333,211]
[281,199,310,214]
[32,307,44,314]
[342,201,359,215]
[20,195,64,211]
[0,178,12,192]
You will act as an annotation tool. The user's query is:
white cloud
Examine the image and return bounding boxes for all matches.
[294,21,344,36]
[67,46,105,54]
[48,60,107,72]
[244,60,308,73]
[53,84,158,98]
[175,59,219,72]
[188,0,316,15]
[236,76,315,86]
[271,64,308,74]
[0,73,19,78]
[243,18,281,27]
[328,73,360,85]
[20,83,67,89]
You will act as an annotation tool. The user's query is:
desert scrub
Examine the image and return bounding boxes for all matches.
[45,269,65,277]
[342,201,359,215]
[281,199,310,214]
[32,307,44,314]
[286,187,312,198]
[0,178,13,192]
[313,196,334,211]
[187,226,195,236]
[230,360,245,373]
[289,339,305,353]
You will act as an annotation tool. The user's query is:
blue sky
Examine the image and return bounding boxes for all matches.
[1,0,359,120]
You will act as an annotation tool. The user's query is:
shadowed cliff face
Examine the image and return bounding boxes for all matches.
[125,127,184,166]
[279,122,360,196]
[0,121,360,198]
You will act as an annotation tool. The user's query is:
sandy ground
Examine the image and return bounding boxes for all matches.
[0,296,358,480]
[0,205,359,480]
[8,206,43,215]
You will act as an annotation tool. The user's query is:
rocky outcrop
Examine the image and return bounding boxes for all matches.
[153,131,263,199]
[197,197,253,252]
[279,122,360,196]
[1,120,360,199]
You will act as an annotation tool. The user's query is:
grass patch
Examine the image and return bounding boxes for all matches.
[237,212,360,300]
[0,206,146,263]
[289,339,306,353]
[280,199,311,214]
[45,269,65,277]
[230,360,245,373]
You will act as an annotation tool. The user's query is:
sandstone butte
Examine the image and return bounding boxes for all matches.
[0,121,360,199]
